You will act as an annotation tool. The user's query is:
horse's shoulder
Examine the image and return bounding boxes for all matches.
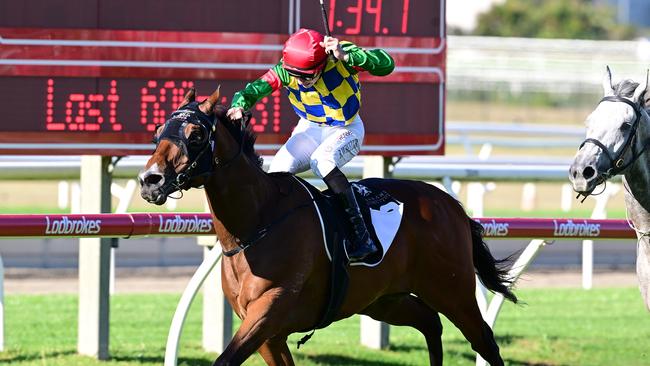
[267,172,326,199]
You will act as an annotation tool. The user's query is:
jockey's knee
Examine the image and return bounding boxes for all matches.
[269,147,311,174]
[310,158,336,179]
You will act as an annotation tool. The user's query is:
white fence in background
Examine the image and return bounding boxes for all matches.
[448,35,650,93]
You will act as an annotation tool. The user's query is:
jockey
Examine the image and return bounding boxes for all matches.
[227,28,395,262]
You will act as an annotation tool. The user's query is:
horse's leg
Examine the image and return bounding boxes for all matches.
[420,289,504,366]
[637,238,650,311]
[213,291,295,366]
[362,293,443,366]
[257,335,295,366]
[412,252,504,366]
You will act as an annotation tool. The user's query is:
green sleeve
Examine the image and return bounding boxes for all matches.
[230,79,272,110]
[341,41,395,76]
[231,62,290,110]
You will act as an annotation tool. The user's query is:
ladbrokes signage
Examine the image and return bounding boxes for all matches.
[480,219,510,237]
[477,218,602,238]
[158,214,213,234]
[45,216,102,235]
[553,219,600,237]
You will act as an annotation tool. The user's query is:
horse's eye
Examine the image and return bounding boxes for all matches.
[154,124,164,136]
[190,130,206,145]
[620,122,632,132]
[151,125,164,144]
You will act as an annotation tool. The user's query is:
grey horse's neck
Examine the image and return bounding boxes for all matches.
[623,146,650,233]
[624,113,650,311]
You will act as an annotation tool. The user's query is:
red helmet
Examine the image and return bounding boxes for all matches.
[282,28,327,76]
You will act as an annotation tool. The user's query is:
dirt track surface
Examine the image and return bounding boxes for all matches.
[2,267,640,294]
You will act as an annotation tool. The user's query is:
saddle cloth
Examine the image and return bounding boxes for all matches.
[295,177,404,267]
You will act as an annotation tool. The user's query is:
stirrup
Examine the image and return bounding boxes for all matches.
[346,238,377,262]
[346,223,378,261]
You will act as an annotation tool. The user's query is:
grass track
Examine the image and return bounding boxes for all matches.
[1,288,649,365]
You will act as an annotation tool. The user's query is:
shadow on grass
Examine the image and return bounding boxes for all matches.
[301,353,408,365]
[458,350,570,366]
[495,334,522,346]
[0,351,212,365]
[453,334,568,366]
[111,354,215,365]
[0,350,77,363]
[508,361,569,366]
[387,342,427,353]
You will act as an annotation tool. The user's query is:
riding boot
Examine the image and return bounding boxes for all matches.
[337,186,379,262]
[323,167,378,262]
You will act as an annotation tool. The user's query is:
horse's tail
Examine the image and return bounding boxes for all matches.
[469,218,518,303]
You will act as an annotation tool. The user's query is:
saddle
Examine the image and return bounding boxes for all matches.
[306,179,400,265]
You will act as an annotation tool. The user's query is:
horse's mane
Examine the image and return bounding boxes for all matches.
[613,79,640,98]
[213,105,264,168]
[613,79,650,114]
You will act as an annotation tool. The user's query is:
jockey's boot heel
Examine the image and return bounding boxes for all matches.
[338,186,378,262]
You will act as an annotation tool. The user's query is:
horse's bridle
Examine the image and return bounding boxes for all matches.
[579,95,650,181]
[153,103,248,197]
[154,103,217,191]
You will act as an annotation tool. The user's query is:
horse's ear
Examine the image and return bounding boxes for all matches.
[633,69,649,107]
[603,65,615,96]
[179,88,196,109]
[200,85,221,114]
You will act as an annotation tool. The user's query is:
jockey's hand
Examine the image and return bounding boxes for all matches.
[226,107,244,121]
[321,36,349,62]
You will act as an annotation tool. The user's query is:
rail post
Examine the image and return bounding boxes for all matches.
[197,200,233,353]
[77,156,112,359]
[359,156,393,350]
[201,246,232,353]
[583,183,620,289]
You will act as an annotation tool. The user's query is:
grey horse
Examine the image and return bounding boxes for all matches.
[569,66,650,311]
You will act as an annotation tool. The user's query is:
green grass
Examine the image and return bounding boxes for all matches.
[1,288,649,365]
[0,206,71,214]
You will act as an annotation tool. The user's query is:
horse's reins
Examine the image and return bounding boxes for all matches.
[576,95,650,201]
[222,200,315,257]
[175,126,215,189]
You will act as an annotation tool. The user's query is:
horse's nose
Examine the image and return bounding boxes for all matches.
[581,166,596,180]
[569,161,599,192]
[138,170,165,188]
[569,163,597,181]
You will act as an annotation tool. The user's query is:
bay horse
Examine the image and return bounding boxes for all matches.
[569,66,650,311]
[139,87,518,365]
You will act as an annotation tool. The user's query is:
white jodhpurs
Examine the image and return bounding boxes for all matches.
[268,115,365,178]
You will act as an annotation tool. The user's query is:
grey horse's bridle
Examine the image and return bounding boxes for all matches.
[576,95,650,201]
[579,95,650,179]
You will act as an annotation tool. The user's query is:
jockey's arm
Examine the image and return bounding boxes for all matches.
[340,41,395,76]
[230,62,289,114]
